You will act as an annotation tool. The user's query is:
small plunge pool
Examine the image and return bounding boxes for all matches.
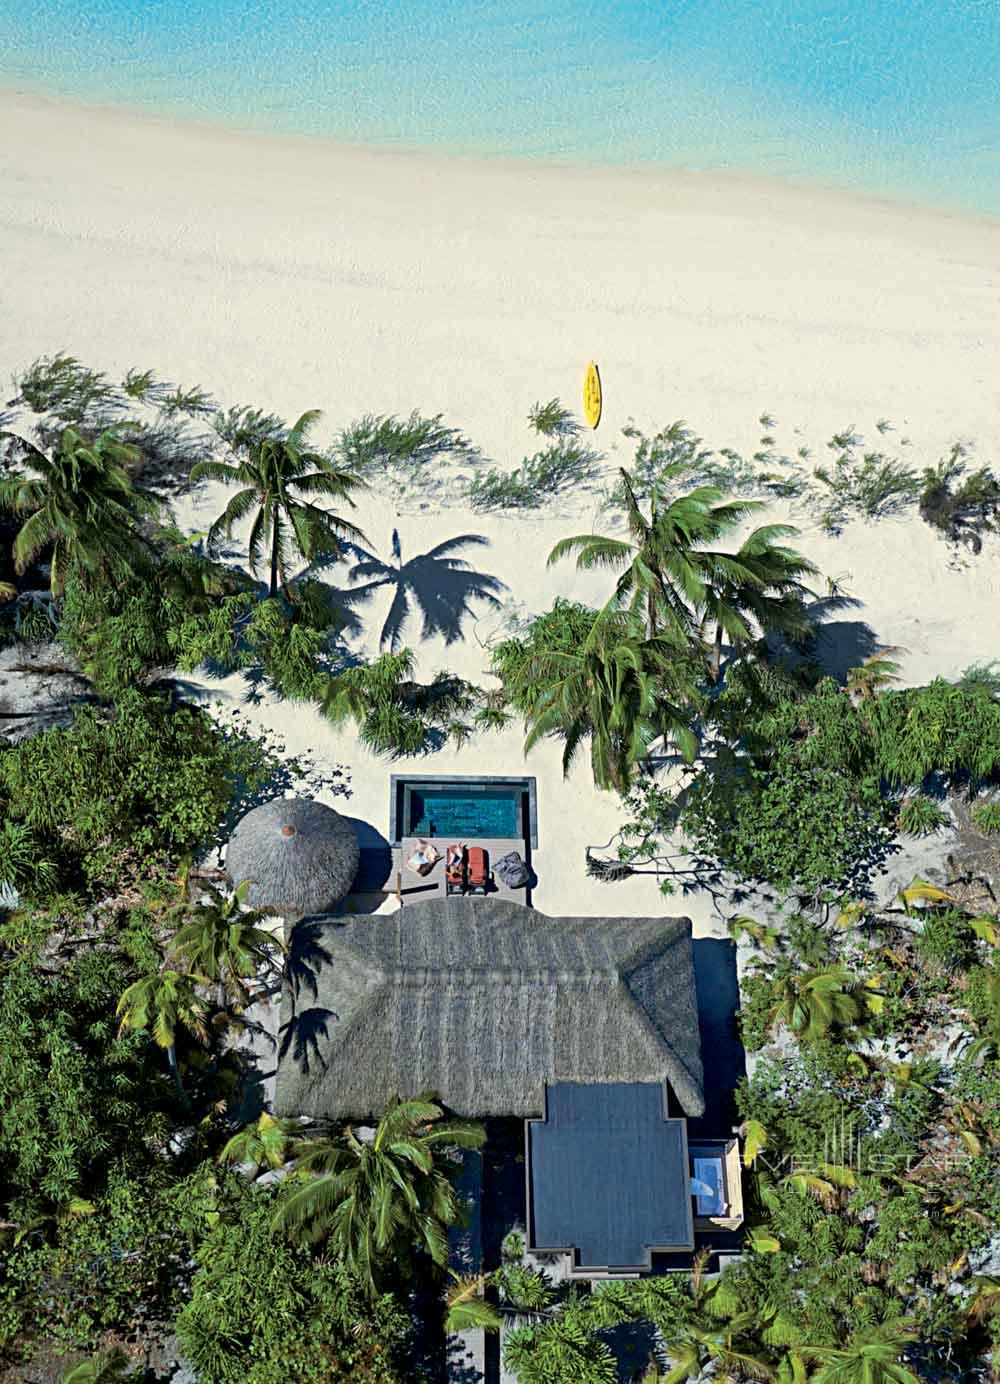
[390,775,537,846]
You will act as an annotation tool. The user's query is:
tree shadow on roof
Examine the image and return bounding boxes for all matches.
[277,1005,336,1075]
[341,530,507,651]
[284,918,335,1003]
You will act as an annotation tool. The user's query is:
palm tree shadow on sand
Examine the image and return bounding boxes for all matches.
[318,530,507,651]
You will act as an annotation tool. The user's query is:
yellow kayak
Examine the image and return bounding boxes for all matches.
[583,359,602,429]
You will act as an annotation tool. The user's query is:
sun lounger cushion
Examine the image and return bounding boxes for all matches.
[495,850,530,888]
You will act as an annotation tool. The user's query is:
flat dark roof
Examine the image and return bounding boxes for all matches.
[527,1082,694,1271]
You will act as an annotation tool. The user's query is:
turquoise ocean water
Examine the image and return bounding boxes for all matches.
[3,0,999,215]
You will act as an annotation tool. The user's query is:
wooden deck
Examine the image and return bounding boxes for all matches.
[392,836,532,907]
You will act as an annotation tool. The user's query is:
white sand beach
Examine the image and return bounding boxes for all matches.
[3,88,1000,933]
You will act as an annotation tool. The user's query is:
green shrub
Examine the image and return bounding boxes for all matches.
[609,420,806,503]
[914,910,977,973]
[0,690,275,892]
[467,438,602,510]
[971,800,1000,835]
[528,398,578,437]
[810,430,920,533]
[920,447,1000,553]
[13,354,121,423]
[0,947,164,1220]
[175,1177,408,1384]
[213,404,286,449]
[335,411,474,481]
[897,794,950,836]
[680,759,894,894]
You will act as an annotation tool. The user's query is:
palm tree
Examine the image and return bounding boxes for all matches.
[116,969,209,1101]
[846,648,904,702]
[444,1272,503,1334]
[661,1315,775,1383]
[345,530,505,651]
[697,524,818,681]
[168,879,282,1010]
[0,426,160,595]
[218,1111,303,1178]
[272,1093,485,1298]
[806,1320,921,1384]
[192,409,367,596]
[765,966,870,1043]
[548,465,763,641]
[654,1250,780,1383]
[519,605,700,792]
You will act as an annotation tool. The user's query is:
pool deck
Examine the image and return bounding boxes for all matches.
[392,837,533,907]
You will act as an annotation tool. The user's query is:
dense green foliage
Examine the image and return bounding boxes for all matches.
[612,673,1000,894]
[176,1176,409,1384]
[0,947,163,1221]
[0,690,274,895]
[682,759,893,892]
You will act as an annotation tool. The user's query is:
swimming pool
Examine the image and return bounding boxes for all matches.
[390,775,537,846]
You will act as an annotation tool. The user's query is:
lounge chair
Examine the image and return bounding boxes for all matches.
[445,844,466,896]
[466,846,489,896]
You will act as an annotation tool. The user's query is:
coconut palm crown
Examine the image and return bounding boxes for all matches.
[272,1093,485,1298]
[519,604,701,792]
[168,878,282,1009]
[548,464,765,641]
[191,409,367,596]
[0,426,160,595]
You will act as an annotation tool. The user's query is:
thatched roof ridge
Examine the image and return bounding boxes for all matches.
[225,796,360,918]
[275,896,704,1121]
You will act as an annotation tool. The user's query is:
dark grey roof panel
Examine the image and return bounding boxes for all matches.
[528,1082,694,1269]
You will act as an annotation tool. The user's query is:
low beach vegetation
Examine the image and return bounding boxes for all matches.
[467,395,603,510]
[467,437,603,510]
[919,443,1000,553]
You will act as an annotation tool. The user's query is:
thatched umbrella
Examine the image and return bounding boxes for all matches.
[225,797,360,918]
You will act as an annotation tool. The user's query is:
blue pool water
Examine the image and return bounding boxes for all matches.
[407,786,522,839]
[4,1,1000,215]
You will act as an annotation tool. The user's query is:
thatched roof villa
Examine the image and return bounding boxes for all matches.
[275,896,742,1275]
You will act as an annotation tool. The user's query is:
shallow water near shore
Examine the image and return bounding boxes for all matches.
[3,0,1000,215]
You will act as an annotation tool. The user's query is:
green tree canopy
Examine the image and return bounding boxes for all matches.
[192,409,367,596]
[272,1094,485,1299]
[0,426,160,595]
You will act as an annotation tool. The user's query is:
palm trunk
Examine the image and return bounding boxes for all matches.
[269,522,279,598]
[711,623,724,682]
[166,1043,188,1106]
